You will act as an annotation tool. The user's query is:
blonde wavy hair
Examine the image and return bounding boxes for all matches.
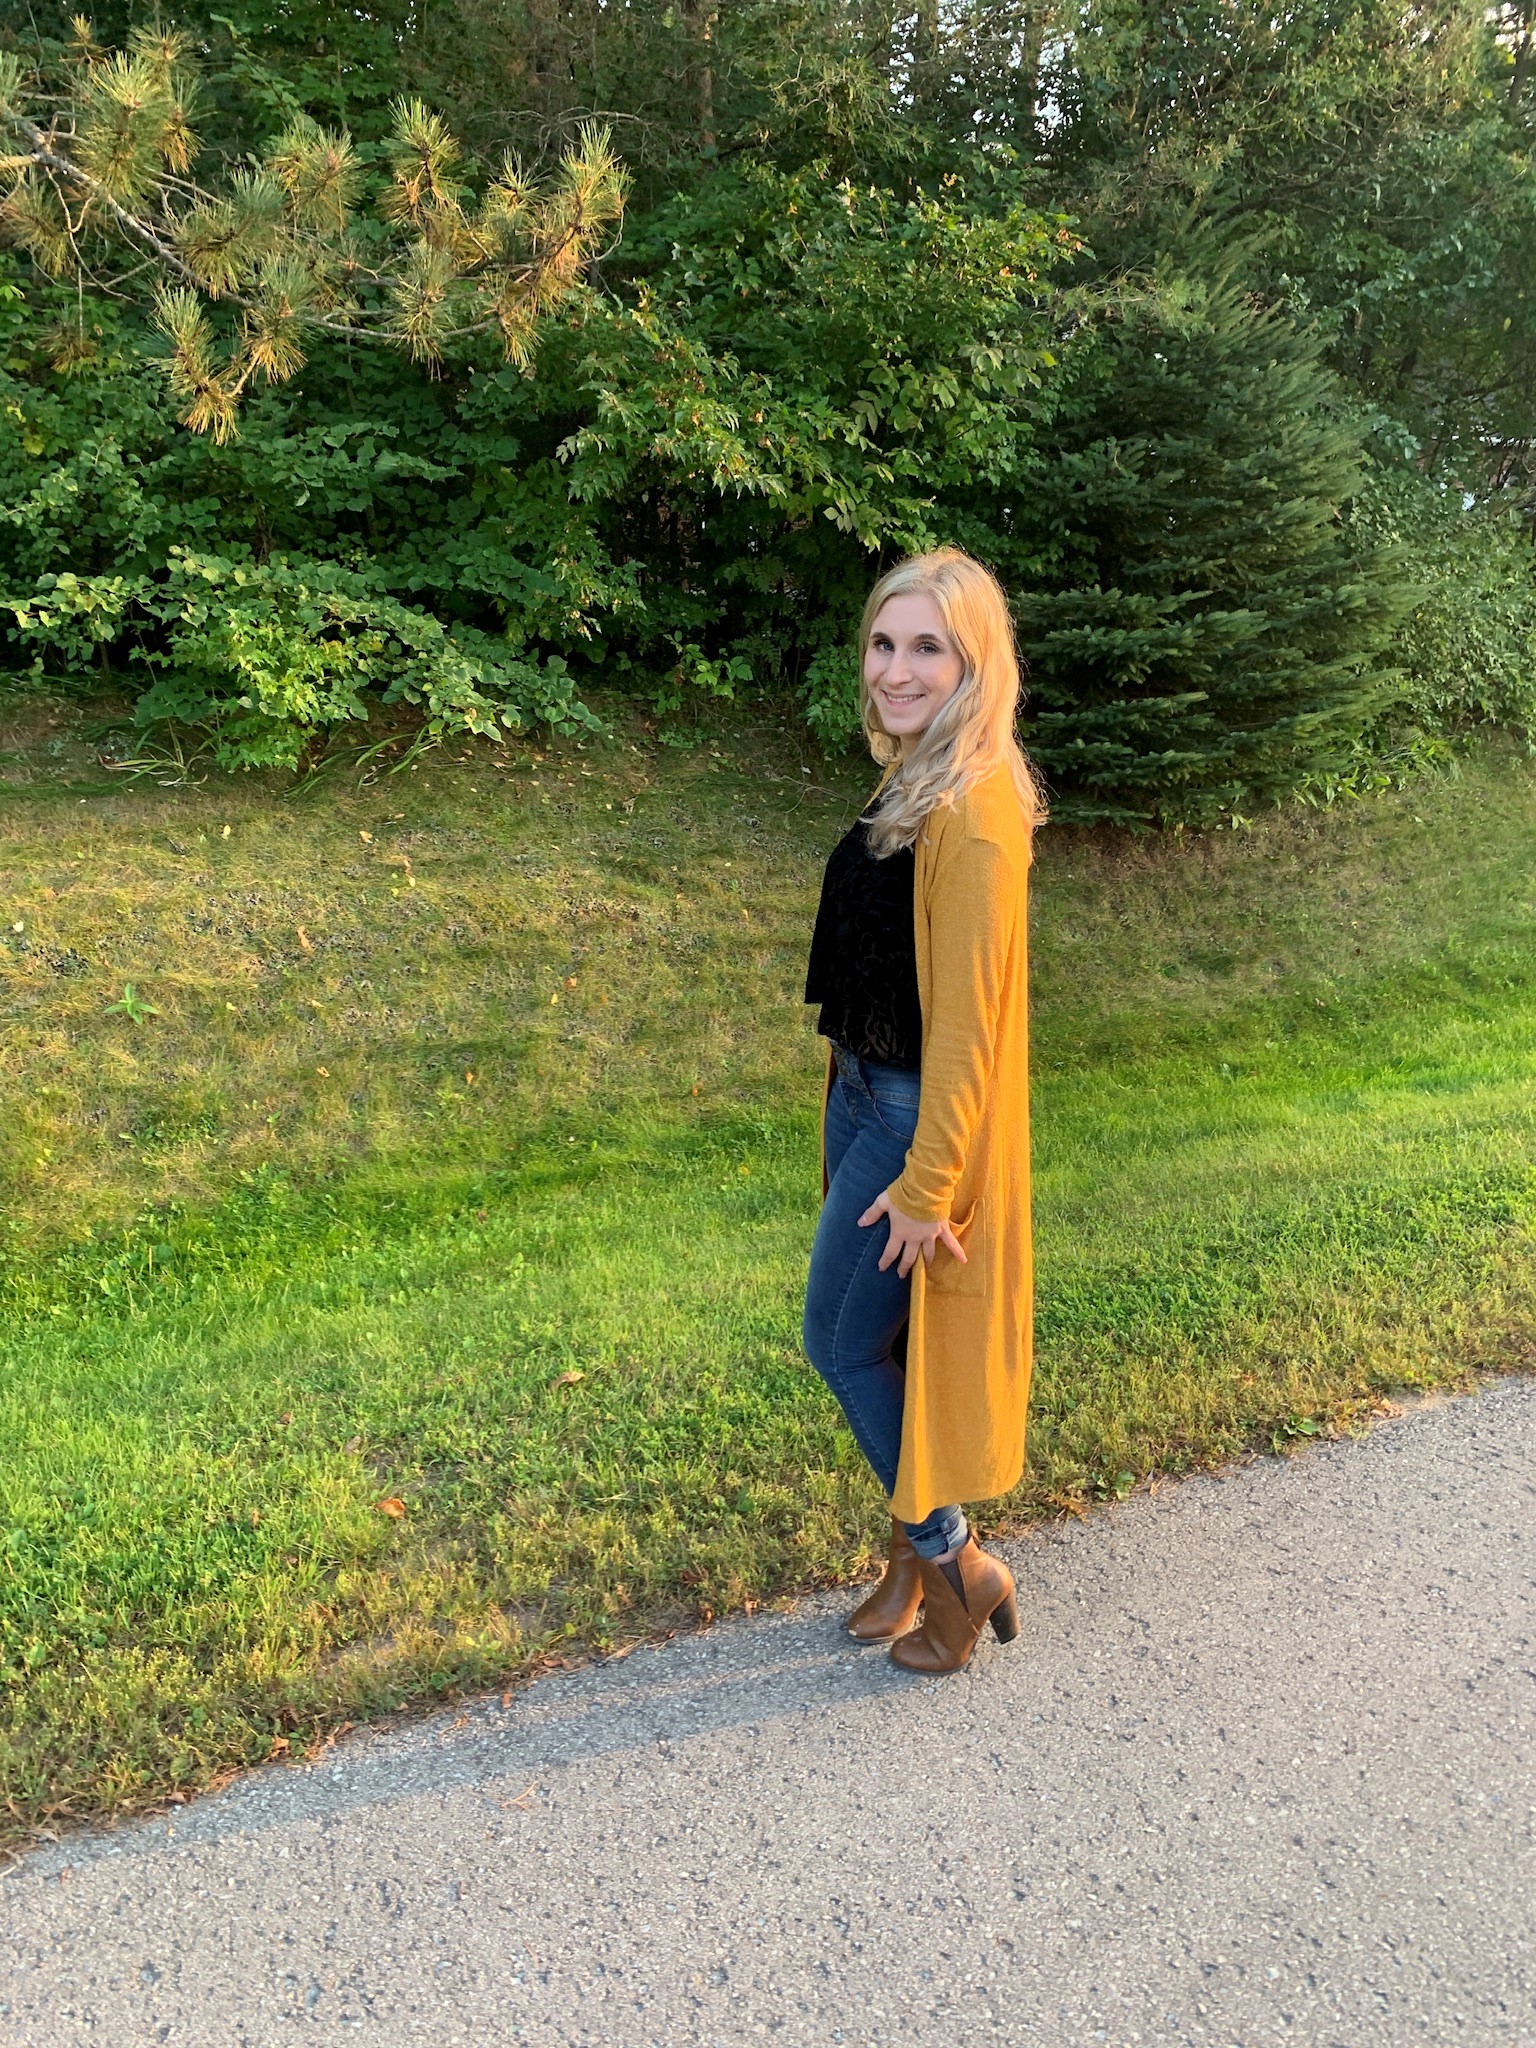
[859,547,1042,858]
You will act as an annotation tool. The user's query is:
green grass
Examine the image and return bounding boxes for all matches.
[3,694,1536,1845]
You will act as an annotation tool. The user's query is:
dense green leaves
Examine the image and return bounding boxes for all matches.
[1050,0,1536,481]
[6,551,595,768]
[0,0,1532,810]
[1005,284,1411,821]
[551,162,1075,735]
[1348,454,1536,746]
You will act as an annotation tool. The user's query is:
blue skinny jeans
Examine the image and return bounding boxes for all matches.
[802,1043,968,1562]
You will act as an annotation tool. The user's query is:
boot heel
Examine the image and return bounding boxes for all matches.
[989,1589,1020,1643]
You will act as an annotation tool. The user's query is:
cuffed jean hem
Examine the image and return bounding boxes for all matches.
[903,1503,969,1560]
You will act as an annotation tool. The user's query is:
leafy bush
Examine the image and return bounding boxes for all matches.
[548,158,1075,740]
[4,551,594,768]
[0,233,1425,809]
[1347,457,1536,744]
[0,163,1079,766]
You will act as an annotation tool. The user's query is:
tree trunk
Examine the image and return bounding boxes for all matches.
[913,0,941,113]
[689,2,719,155]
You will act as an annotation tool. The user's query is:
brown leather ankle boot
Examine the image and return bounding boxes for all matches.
[889,1535,1019,1672]
[846,1518,923,1642]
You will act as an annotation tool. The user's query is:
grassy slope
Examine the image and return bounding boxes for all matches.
[2,696,1535,1842]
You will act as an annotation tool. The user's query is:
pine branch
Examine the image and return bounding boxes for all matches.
[0,29,627,435]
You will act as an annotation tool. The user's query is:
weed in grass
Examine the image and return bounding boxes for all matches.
[103,982,161,1025]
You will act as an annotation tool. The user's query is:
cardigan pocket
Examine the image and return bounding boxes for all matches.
[928,1195,987,1296]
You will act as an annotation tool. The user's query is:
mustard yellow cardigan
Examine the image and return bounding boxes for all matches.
[820,764,1033,1522]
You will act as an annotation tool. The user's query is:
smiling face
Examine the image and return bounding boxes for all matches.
[863,592,966,753]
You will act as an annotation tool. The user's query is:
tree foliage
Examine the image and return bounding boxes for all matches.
[0,22,624,438]
[1004,281,1409,820]
[0,0,1532,816]
[1048,0,1536,492]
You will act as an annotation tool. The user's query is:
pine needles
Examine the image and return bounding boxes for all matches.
[0,23,627,441]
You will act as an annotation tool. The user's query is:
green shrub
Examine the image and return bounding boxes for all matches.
[1348,457,1536,744]
[3,552,595,769]
[548,157,1075,740]
[0,182,1524,807]
[4,0,1536,808]
[0,165,1077,767]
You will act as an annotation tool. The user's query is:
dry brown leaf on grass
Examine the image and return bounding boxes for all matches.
[1046,1493,1090,1520]
[550,1369,584,1388]
[296,926,314,953]
[377,1496,407,1519]
[301,1721,355,1763]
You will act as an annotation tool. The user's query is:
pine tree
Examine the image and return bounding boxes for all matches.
[1009,280,1412,823]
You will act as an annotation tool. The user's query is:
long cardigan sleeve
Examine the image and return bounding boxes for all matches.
[884,822,1022,1225]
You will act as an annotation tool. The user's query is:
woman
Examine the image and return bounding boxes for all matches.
[802,546,1038,1674]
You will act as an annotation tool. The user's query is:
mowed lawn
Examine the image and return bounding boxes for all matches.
[3,695,1535,1843]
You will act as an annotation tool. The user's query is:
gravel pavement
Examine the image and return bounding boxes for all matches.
[3,1377,1534,2047]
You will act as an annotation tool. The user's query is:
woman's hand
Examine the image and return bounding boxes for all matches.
[856,1190,968,1280]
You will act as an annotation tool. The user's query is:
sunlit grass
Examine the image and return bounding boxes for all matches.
[2,697,1534,1842]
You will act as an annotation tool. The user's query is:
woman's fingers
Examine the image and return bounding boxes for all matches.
[879,1229,911,1277]
[901,1234,931,1279]
[856,1193,889,1229]
[875,1219,967,1278]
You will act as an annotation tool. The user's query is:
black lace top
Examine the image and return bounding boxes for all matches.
[804,816,922,1070]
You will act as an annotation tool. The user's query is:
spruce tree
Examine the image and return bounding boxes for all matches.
[1007,281,1412,824]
